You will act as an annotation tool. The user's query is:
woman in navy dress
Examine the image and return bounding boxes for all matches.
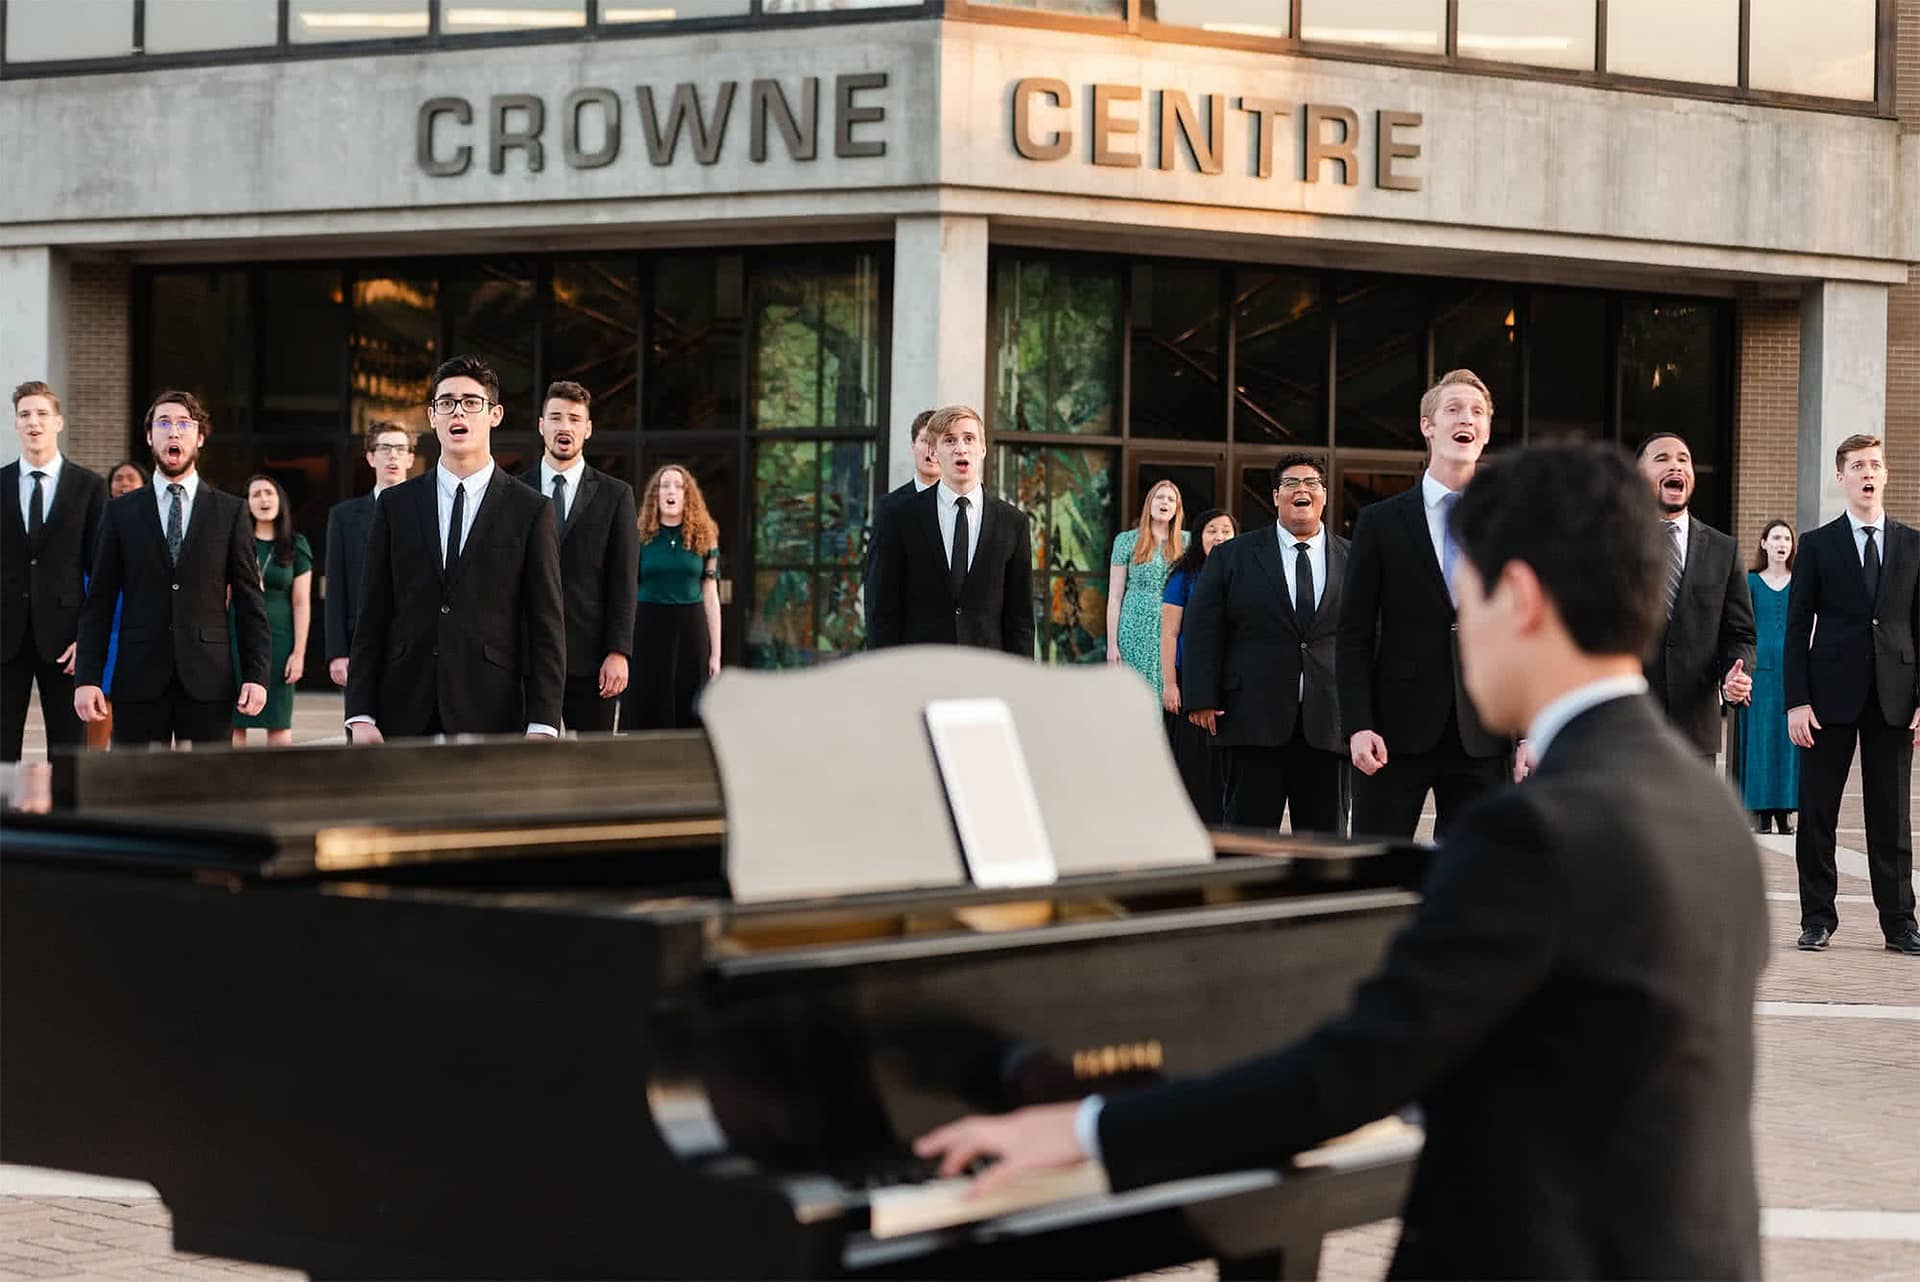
[1739,520,1799,833]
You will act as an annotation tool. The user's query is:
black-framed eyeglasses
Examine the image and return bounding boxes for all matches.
[428,395,495,416]
[1276,476,1326,492]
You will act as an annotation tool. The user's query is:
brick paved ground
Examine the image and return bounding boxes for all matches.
[6,704,1916,1279]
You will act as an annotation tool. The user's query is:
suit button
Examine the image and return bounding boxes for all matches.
[171,583,180,591]
[431,646,439,657]
[954,607,962,616]
[1873,618,1879,626]
[441,605,451,615]
[28,558,35,567]
[1450,622,1458,633]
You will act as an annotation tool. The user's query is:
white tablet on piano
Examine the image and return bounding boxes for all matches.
[923,698,1058,889]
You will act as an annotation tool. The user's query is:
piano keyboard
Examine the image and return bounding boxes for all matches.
[862,1114,1421,1240]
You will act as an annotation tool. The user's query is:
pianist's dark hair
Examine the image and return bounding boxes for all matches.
[1448,443,1666,658]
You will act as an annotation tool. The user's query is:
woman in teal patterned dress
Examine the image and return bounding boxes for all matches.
[231,475,312,747]
[1105,479,1186,697]
[1740,520,1799,833]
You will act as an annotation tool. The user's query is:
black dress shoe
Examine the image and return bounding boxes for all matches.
[1777,815,1794,835]
[1750,813,1769,834]
[1797,926,1833,951]
[1886,929,1920,956]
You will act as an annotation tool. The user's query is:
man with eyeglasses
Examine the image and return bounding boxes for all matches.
[1181,454,1349,833]
[3,381,107,762]
[345,355,564,742]
[74,391,270,747]
[322,422,415,689]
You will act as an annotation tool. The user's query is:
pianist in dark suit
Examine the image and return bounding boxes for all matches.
[345,356,566,742]
[867,405,1034,657]
[1637,432,1757,759]
[1181,454,1348,834]
[322,423,415,689]
[919,443,1769,1281]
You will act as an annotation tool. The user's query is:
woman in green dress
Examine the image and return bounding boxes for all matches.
[1105,479,1187,698]
[1739,520,1800,833]
[624,464,722,731]
[231,475,311,746]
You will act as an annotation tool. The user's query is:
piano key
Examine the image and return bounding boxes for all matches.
[866,1161,1112,1239]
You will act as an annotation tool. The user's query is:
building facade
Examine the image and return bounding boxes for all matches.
[3,0,1916,671]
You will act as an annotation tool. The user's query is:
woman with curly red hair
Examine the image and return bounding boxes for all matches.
[625,464,721,730]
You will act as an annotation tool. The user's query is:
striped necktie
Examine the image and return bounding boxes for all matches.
[1662,520,1683,619]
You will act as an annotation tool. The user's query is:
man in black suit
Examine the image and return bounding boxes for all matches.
[1338,369,1509,839]
[1183,454,1347,833]
[517,379,637,733]
[1637,432,1756,759]
[1785,433,1920,956]
[345,355,565,742]
[73,391,270,747]
[867,404,1034,656]
[3,382,106,761]
[863,409,938,637]
[918,443,1768,1281]
[323,422,415,690]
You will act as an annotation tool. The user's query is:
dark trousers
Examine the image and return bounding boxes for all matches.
[1351,713,1508,840]
[1,647,82,762]
[564,674,619,734]
[624,601,709,732]
[113,678,230,748]
[1165,705,1226,826]
[1223,725,1346,836]
[1795,690,1917,938]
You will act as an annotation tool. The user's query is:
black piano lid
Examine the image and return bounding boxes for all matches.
[1,732,722,880]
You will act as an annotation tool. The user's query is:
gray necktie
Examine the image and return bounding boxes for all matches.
[27,470,45,547]
[1437,491,1460,603]
[551,473,568,531]
[1663,520,1683,619]
[165,483,184,566]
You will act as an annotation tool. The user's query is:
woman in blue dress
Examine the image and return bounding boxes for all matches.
[1740,520,1799,833]
[1160,508,1238,824]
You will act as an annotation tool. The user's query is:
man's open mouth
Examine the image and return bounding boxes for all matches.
[1451,429,1475,445]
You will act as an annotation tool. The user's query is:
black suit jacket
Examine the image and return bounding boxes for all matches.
[1644,517,1756,754]
[1336,484,1502,757]
[867,485,1034,656]
[1,460,105,664]
[863,479,927,636]
[1784,515,1920,727]
[1181,526,1347,752]
[76,482,270,701]
[517,465,638,679]
[345,468,565,736]
[1100,695,1766,1280]
[322,493,378,663]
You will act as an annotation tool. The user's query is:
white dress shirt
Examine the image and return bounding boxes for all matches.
[1846,509,1884,566]
[1662,509,1691,573]
[936,481,985,572]
[1421,470,1461,582]
[152,468,202,542]
[437,461,494,566]
[539,457,586,524]
[913,476,935,493]
[16,451,64,526]
[1277,522,1328,697]
[1526,673,1650,764]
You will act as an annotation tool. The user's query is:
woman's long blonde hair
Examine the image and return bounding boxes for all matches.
[638,464,719,555]
[1131,479,1185,565]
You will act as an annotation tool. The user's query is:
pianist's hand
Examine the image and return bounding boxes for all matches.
[913,1103,1084,1199]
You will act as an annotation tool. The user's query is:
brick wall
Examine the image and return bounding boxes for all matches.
[1732,296,1800,552]
[62,261,132,477]
[1887,3,1920,523]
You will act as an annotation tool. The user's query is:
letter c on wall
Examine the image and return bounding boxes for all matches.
[1012,78,1072,161]
[417,97,473,177]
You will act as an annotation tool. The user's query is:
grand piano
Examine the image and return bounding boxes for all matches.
[1,656,1429,1280]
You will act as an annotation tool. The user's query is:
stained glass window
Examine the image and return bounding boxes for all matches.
[993,257,1122,436]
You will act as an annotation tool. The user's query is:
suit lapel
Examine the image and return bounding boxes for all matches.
[1318,536,1348,636]
[0,464,23,547]
[1248,528,1296,633]
[1398,485,1449,601]
[447,469,511,589]
[418,475,448,584]
[567,466,600,543]
[1677,522,1709,594]
[174,481,217,570]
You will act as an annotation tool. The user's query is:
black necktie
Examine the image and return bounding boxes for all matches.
[949,496,971,601]
[165,483,184,566]
[27,470,46,548]
[1863,526,1881,602]
[1293,540,1315,632]
[445,480,466,575]
[551,474,568,532]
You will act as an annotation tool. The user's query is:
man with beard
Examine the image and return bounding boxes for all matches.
[517,380,637,733]
[868,404,1033,655]
[1784,434,1920,956]
[1636,433,1755,760]
[1181,454,1348,833]
[345,355,564,741]
[3,381,106,761]
[74,391,269,747]
[1338,369,1510,839]
[915,444,1769,1282]
[323,421,415,689]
